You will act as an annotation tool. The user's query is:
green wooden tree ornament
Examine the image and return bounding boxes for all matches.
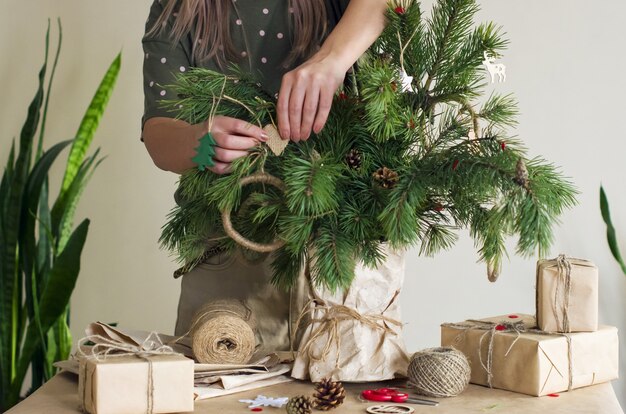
[191,132,217,171]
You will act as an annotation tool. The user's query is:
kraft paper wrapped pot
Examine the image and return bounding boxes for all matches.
[291,246,410,382]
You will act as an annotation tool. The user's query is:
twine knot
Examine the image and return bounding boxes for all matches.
[293,296,402,369]
[553,254,573,333]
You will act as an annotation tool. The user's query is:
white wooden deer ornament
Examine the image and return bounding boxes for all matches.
[482,52,506,83]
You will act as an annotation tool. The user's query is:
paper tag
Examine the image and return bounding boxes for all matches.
[264,124,288,156]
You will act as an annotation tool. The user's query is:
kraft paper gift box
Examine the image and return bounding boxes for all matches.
[440,314,618,397]
[536,256,598,332]
[78,354,194,414]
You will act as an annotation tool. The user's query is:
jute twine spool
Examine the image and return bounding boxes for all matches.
[190,299,257,364]
[407,347,471,398]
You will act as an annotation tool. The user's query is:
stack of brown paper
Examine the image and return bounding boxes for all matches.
[536,257,599,332]
[440,314,618,396]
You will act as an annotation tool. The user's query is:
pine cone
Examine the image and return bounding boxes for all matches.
[373,166,399,189]
[286,395,312,414]
[313,378,346,411]
[345,148,362,170]
[513,158,529,189]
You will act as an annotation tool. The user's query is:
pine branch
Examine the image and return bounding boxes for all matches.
[309,218,356,291]
[283,152,342,216]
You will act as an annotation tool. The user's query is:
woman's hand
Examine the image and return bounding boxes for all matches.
[142,116,266,175]
[277,53,347,142]
[208,115,268,174]
[276,0,388,143]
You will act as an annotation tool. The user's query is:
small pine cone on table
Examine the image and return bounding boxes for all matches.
[286,395,312,414]
[313,378,346,411]
[373,166,399,189]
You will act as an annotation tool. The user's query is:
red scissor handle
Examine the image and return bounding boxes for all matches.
[362,390,391,402]
[361,389,409,403]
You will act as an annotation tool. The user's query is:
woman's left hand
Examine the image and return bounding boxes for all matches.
[277,54,347,142]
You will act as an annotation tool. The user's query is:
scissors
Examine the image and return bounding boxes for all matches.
[361,388,408,403]
[361,388,439,406]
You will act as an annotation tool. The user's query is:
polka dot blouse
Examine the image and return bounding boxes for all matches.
[141,0,350,129]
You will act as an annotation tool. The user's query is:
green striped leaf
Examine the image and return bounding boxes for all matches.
[52,151,103,252]
[0,25,49,402]
[59,53,120,195]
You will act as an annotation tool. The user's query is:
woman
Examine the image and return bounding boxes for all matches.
[141,0,388,349]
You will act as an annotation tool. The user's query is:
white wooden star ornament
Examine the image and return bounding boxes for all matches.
[399,69,414,92]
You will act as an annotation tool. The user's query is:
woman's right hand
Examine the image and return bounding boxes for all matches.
[206,115,268,175]
[142,115,268,175]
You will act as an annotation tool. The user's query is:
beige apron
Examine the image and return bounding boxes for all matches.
[174,251,307,352]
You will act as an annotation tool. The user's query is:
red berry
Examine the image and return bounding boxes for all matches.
[338,92,347,100]
[508,314,519,319]
[434,204,444,212]
[408,118,416,129]
[452,159,460,170]
[495,324,506,331]
[501,141,506,150]
[547,393,559,398]
[394,6,405,14]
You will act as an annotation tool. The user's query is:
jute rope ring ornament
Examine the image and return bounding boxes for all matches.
[221,172,286,253]
[366,405,414,414]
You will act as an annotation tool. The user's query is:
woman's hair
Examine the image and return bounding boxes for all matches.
[147,0,327,66]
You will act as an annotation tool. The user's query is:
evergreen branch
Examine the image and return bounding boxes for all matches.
[283,153,342,216]
[270,247,305,288]
[310,219,356,291]
[424,0,479,92]
[159,0,578,288]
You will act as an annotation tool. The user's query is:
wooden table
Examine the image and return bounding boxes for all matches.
[6,372,623,414]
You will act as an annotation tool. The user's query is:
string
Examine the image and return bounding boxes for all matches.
[553,254,572,333]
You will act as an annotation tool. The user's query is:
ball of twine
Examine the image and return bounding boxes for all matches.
[190,299,257,364]
[407,347,471,398]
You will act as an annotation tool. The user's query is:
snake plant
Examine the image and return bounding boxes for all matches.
[0,20,120,410]
[600,186,626,275]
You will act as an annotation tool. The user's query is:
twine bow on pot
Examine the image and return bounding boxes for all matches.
[292,277,403,371]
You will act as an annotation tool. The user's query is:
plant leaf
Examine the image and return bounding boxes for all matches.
[0,24,49,404]
[9,219,89,403]
[59,53,120,195]
[600,186,626,274]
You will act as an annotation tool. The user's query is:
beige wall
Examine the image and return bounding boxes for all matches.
[2,0,625,406]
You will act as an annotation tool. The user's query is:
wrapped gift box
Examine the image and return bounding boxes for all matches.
[536,257,598,332]
[441,314,618,397]
[79,354,194,414]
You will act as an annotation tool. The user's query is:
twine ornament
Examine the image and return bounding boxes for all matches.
[407,347,470,398]
[190,299,257,364]
[264,124,289,156]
